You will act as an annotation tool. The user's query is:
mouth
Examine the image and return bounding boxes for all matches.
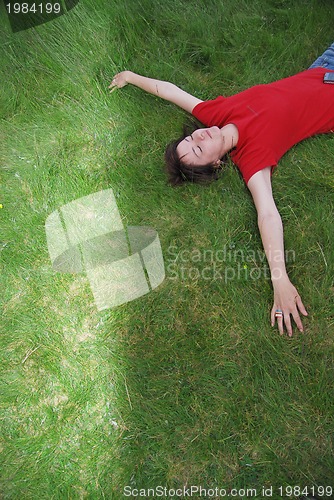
[206,130,212,139]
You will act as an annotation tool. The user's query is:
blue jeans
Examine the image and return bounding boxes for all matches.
[309,42,334,70]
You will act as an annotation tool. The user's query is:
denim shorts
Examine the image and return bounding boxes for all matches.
[309,42,334,70]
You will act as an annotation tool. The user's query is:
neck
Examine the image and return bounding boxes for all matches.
[220,124,239,154]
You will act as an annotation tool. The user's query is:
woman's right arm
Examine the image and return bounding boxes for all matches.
[109,70,202,113]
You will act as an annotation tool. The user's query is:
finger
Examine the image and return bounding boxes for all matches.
[271,305,281,326]
[108,77,118,88]
[292,312,304,333]
[283,312,293,337]
[271,307,276,327]
[275,310,284,335]
[277,315,284,335]
[296,295,308,317]
[291,308,304,333]
[109,86,118,93]
[271,306,284,334]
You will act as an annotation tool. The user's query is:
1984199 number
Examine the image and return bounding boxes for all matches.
[6,3,61,14]
[278,485,333,497]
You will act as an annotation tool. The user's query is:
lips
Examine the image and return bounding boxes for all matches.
[206,130,212,138]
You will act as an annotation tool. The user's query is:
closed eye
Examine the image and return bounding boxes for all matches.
[184,135,201,158]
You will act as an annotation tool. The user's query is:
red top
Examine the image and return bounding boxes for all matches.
[192,67,334,184]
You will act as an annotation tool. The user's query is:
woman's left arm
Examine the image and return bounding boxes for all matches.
[248,167,308,336]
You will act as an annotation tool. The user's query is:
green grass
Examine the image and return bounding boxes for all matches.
[1,0,334,498]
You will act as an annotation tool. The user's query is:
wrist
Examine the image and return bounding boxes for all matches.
[124,70,134,84]
[271,268,288,283]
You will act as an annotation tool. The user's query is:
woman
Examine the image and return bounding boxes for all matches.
[109,42,334,337]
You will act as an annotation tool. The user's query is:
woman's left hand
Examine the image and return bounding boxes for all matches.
[271,276,308,336]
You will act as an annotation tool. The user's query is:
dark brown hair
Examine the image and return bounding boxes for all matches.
[164,122,227,186]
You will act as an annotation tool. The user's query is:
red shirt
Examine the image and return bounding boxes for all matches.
[192,67,334,184]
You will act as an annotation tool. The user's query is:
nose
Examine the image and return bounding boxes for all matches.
[193,130,205,141]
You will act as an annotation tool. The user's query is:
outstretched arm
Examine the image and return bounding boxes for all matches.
[109,70,202,113]
[248,167,308,336]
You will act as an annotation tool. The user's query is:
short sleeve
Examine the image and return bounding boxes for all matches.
[192,97,227,127]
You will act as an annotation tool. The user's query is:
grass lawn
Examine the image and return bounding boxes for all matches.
[1,0,334,498]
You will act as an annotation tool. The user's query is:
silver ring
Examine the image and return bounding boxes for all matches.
[275,309,283,318]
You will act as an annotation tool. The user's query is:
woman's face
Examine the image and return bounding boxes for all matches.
[176,126,225,167]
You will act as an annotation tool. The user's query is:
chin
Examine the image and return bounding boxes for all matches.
[211,126,221,136]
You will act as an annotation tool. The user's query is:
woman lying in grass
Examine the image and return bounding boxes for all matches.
[109,42,334,337]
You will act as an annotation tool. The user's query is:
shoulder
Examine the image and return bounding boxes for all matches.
[191,96,227,124]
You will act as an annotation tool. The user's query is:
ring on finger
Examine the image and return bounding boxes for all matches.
[275,309,283,319]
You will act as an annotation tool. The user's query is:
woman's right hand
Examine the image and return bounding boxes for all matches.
[109,71,132,91]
